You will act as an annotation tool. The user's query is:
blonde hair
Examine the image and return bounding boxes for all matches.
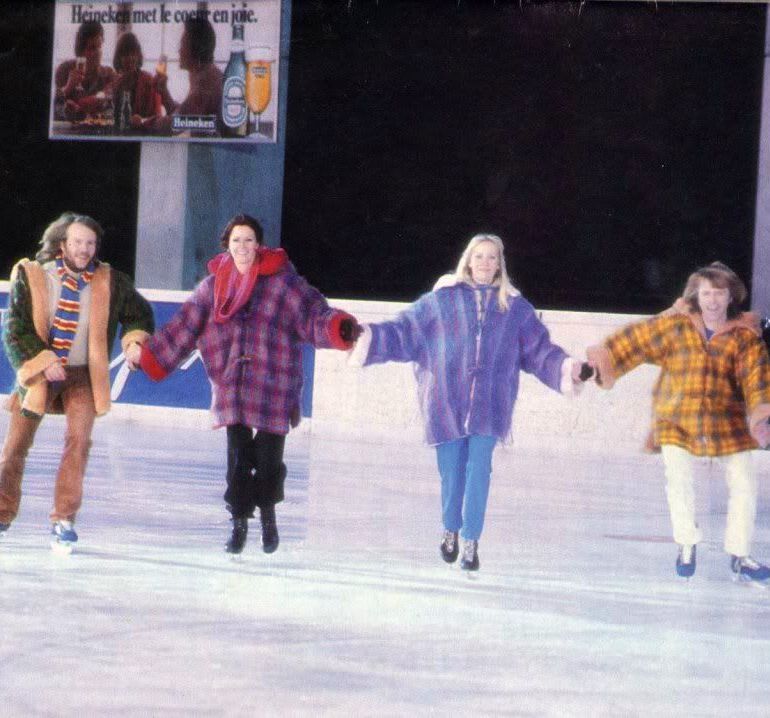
[454,233,517,311]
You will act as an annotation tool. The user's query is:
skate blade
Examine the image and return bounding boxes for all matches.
[50,539,74,555]
[732,574,769,589]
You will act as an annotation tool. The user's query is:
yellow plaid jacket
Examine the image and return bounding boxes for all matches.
[588,311,770,456]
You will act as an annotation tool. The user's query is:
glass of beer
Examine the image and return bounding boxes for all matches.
[75,56,86,93]
[245,46,272,137]
[155,53,167,76]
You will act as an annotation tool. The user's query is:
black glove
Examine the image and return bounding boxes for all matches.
[578,362,594,382]
[339,317,362,343]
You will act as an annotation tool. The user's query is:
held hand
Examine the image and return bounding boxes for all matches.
[44,361,66,383]
[124,343,142,370]
[339,317,362,343]
[63,99,81,120]
[754,419,770,450]
[64,66,84,96]
[572,361,594,383]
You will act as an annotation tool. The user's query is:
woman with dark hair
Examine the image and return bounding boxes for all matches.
[588,261,770,583]
[129,214,360,556]
[54,21,115,120]
[111,32,161,129]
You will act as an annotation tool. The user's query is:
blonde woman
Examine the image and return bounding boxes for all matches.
[351,233,589,571]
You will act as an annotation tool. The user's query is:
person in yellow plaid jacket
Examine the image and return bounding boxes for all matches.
[588,262,770,582]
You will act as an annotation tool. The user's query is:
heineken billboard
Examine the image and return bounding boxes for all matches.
[49,0,282,143]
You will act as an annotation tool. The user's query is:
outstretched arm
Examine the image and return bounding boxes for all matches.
[348,299,430,368]
[139,286,209,381]
[587,315,672,389]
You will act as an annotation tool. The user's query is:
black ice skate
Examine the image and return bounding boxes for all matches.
[260,505,279,554]
[50,520,78,554]
[440,530,459,563]
[675,544,696,578]
[0,522,9,538]
[460,539,479,571]
[730,555,770,584]
[225,517,248,555]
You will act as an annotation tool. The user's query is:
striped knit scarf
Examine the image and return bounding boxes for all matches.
[48,255,95,365]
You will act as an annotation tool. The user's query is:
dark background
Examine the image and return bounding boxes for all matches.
[0,0,766,313]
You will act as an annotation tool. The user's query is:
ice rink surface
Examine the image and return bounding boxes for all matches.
[2,416,770,716]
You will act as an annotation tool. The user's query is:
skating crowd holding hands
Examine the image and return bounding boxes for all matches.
[2,214,770,584]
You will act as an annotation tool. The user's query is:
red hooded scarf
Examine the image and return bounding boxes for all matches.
[208,247,288,323]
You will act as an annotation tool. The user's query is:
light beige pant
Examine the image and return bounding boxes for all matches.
[662,444,756,557]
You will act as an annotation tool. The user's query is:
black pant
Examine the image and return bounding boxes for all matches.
[224,424,287,519]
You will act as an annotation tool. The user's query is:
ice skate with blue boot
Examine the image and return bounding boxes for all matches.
[50,520,78,554]
[675,544,696,579]
[730,555,770,586]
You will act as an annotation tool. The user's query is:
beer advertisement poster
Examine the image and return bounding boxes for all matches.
[49,0,281,143]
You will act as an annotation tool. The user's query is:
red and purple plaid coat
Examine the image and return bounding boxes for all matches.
[141,250,353,434]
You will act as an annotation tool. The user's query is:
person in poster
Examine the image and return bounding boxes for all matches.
[54,20,115,121]
[111,31,162,131]
[148,16,224,135]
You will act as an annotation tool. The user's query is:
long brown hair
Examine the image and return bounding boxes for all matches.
[35,212,103,263]
[682,261,747,320]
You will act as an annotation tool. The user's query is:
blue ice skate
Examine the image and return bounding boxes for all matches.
[50,520,78,554]
[0,522,9,539]
[675,544,696,578]
[730,555,770,584]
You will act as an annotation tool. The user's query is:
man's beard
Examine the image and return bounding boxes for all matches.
[62,255,92,273]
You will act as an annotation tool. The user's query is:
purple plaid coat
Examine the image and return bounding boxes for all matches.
[142,258,352,434]
[362,277,570,445]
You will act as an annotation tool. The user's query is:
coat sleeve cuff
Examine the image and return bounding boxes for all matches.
[327,311,356,350]
[347,325,372,367]
[560,357,583,397]
[139,345,169,382]
[17,350,60,388]
[586,344,616,389]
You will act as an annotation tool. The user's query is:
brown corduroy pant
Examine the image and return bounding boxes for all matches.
[0,366,96,525]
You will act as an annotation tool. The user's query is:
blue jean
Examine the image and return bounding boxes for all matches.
[436,435,497,541]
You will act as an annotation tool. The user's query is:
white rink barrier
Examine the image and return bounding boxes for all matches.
[2,284,768,462]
